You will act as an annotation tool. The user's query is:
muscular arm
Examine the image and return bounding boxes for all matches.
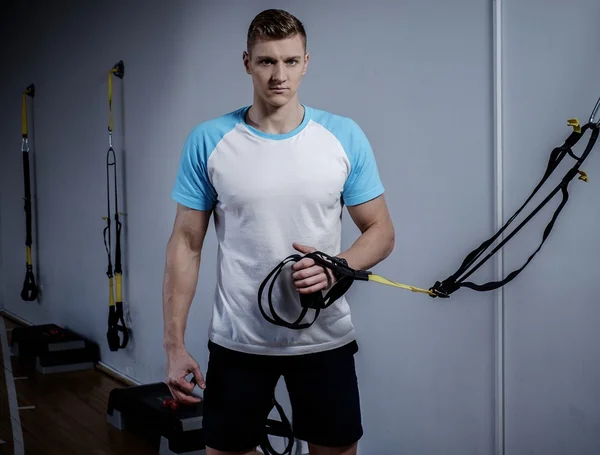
[162,203,212,350]
[337,194,395,271]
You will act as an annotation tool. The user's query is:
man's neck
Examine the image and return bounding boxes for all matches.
[246,98,305,135]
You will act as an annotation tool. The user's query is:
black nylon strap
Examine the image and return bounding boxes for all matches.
[431,123,599,297]
[22,151,32,249]
[21,86,38,302]
[21,152,38,301]
[259,396,295,455]
[459,184,570,292]
[104,143,130,350]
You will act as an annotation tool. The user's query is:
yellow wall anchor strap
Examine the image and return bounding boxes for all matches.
[22,92,28,138]
[21,84,34,138]
[108,276,115,307]
[108,69,114,133]
[368,274,436,297]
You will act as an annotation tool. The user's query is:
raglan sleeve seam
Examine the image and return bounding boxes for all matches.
[171,128,218,211]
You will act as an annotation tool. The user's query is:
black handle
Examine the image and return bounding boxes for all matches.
[21,268,38,301]
[107,302,130,351]
[300,291,324,310]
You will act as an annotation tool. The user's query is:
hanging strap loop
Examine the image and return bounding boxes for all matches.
[104,60,129,351]
[429,117,599,298]
[21,83,38,302]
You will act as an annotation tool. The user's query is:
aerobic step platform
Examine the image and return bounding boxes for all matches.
[107,382,206,455]
[10,323,99,374]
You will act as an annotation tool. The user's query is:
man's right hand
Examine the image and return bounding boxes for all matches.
[162,205,212,406]
[165,346,206,405]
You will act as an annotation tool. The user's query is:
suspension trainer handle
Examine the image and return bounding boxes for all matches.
[107,301,129,351]
[259,250,435,330]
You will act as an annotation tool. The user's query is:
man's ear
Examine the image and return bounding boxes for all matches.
[302,52,310,76]
[243,51,251,74]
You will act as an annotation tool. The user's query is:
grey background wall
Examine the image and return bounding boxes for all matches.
[0,1,599,454]
[502,2,600,455]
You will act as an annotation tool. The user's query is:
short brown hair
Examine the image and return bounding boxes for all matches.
[247,9,306,53]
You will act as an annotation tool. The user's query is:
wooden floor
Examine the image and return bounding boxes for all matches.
[0,314,157,455]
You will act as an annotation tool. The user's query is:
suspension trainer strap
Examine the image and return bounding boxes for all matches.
[20,83,38,302]
[429,117,600,298]
[104,60,129,351]
[259,98,600,327]
[259,396,295,455]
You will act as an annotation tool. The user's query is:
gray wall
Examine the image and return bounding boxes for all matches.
[0,1,598,454]
[502,1,600,454]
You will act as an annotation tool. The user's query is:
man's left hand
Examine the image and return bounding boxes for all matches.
[290,243,335,294]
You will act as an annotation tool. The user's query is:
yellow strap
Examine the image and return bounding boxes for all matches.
[109,276,115,307]
[21,92,28,137]
[108,68,114,133]
[368,274,436,297]
[21,84,34,137]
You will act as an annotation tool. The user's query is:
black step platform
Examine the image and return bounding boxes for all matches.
[10,323,99,374]
[107,381,303,455]
[106,382,206,455]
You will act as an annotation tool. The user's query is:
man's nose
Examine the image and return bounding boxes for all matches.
[272,63,286,82]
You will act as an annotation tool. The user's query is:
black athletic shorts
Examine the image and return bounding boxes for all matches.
[201,339,363,452]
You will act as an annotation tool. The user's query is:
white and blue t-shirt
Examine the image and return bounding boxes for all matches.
[171,105,384,356]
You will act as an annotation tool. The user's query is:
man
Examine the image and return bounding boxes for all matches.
[162,8,395,455]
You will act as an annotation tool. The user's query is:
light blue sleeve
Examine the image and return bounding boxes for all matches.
[340,119,385,206]
[171,127,218,211]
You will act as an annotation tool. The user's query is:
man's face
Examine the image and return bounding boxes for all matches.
[244,34,309,108]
